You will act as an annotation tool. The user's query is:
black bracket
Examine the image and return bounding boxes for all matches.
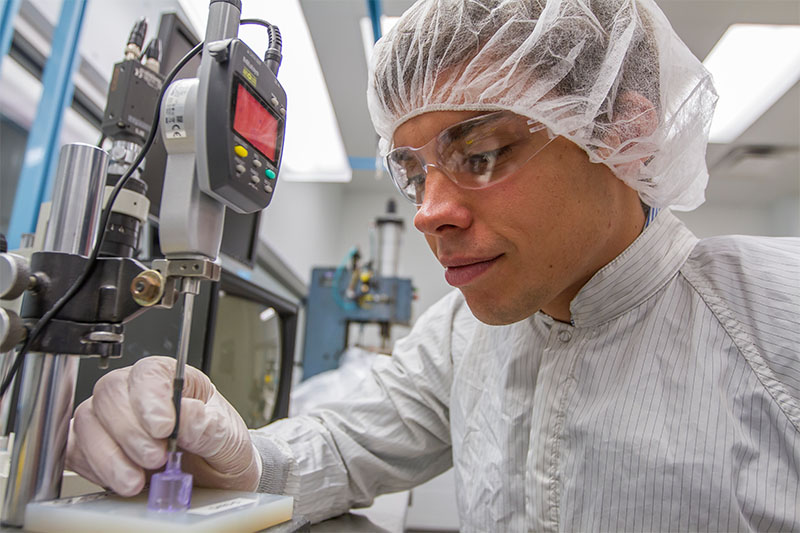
[22,252,149,324]
[19,252,149,356]
[22,319,123,358]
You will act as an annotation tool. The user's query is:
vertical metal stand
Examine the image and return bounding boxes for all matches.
[1,143,108,527]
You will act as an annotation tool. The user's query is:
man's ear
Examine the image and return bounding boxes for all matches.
[602,90,658,154]
[612,90,659,143]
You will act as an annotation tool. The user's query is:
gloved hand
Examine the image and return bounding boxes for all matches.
[66,356,262,496]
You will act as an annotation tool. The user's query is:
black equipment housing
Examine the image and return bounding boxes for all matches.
[101,59,164,144]
[200,38,286,213]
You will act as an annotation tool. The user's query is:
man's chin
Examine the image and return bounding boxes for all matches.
[461,291,537,326]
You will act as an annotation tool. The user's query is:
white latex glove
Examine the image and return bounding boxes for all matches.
[66,356,262,496]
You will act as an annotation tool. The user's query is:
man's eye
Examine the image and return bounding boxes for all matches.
[465,146,512,174]
[408,173,425,189]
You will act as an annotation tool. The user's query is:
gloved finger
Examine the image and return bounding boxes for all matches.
[66,419,105,488]
[92,366,167,469]
[181,364,215,402]
[127,356,181,439]
[70,398,146,496]
[174,396,230,461]
[176,394,254,475]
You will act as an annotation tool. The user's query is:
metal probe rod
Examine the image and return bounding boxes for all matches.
[168,278,200,454]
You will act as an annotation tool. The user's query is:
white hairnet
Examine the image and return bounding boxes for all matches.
[367,0,718,210]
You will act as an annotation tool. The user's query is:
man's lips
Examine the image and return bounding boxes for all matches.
[441,255,502,287]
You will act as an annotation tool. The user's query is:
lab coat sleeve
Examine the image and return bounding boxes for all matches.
[249,290,475,523]
[687,235,800,424]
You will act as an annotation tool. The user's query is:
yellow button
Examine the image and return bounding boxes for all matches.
[234,145,248,158]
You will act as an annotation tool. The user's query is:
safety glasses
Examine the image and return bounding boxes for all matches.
[386,111,555,206]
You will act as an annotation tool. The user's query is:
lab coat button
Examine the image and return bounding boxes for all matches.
[558,330,572,342]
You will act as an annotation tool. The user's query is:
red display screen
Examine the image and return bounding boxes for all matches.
[233,83,279,162]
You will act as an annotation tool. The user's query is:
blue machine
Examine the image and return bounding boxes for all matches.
[302,200,413,380]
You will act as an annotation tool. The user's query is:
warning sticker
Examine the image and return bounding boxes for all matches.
[163,80,192,139]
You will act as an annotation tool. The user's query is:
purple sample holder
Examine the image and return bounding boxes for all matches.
[147,451,193,511]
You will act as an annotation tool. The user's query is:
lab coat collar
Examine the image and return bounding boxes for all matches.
[568,209,699,328]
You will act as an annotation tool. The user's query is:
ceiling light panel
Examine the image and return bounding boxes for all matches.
[703,24,800,144]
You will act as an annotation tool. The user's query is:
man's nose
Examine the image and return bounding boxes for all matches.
[413,168,472,236]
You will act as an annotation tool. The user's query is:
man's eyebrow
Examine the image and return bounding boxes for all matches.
[442,114,508,143]
[439,113,520,141]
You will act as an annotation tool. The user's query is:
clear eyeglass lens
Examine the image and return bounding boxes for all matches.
[387,111,549,205]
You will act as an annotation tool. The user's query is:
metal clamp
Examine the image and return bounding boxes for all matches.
[151,258,221,308]
[152,258,222,279]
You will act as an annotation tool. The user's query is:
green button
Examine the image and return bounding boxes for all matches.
[265,169,276,180]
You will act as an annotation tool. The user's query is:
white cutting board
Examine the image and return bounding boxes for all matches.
[24,487,293,533]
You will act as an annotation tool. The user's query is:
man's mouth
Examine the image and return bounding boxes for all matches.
[440,255,503,287]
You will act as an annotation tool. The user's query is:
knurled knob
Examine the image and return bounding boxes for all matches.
[0,308,27,352]
[131,269,165,307]
[0,253,31,300]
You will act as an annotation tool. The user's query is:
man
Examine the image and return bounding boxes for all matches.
[68,0,800,530]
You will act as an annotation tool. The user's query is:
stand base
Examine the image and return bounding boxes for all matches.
[24,487,293,533]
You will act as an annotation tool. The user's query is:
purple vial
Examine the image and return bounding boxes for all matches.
[147,451,193,511]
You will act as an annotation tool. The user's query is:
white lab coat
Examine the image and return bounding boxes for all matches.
[251,210,800,531]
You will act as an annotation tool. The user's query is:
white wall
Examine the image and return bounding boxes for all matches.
[770,196,800,236]
[675,198,800,238]
[258,181,344,285]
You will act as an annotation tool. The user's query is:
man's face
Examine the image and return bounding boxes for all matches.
[393,110,644,325]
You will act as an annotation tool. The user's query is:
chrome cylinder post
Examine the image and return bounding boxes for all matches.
[2,143,108,527]
[377,222,402,278]
[204,0,241,43]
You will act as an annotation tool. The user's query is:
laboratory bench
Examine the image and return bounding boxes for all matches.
[270,490,410,532]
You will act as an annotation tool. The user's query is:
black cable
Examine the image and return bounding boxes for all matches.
[239,18,271,28]
[240,18,282,76]
[0,41,204,400]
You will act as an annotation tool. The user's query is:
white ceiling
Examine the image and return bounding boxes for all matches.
[300,0,800,207]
